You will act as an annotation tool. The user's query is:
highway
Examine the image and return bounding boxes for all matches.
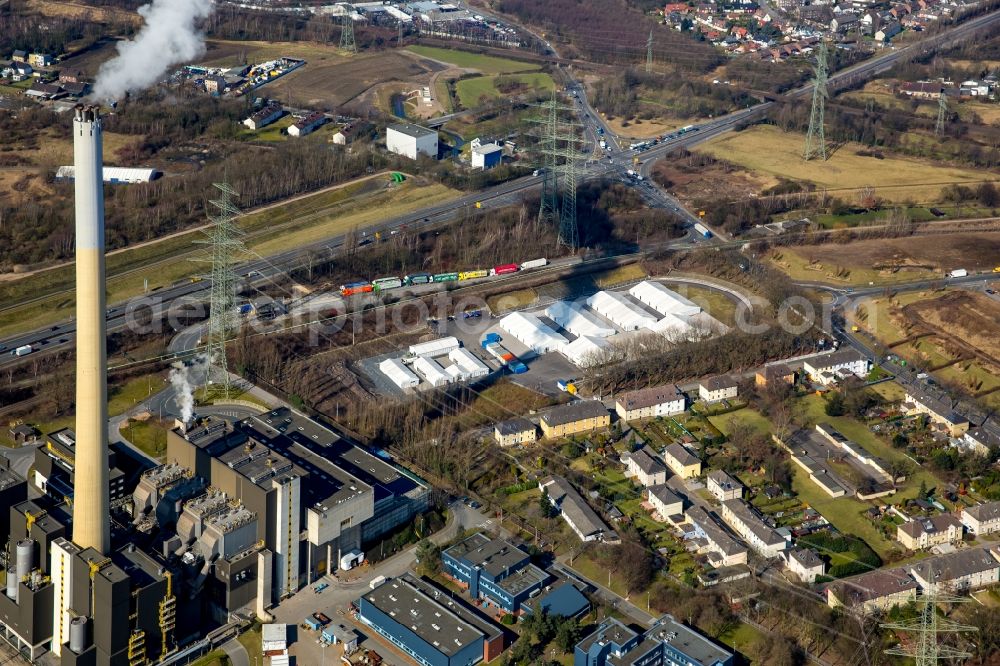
[2,9,998,369]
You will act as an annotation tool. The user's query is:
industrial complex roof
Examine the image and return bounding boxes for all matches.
[387,122,437,139]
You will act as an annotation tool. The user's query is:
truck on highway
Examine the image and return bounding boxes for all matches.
[949,268,968,278]
[693,223,712,238]
[520,258,547,270]
[12,345,32,357]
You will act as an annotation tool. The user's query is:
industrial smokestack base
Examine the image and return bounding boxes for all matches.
[72,104,111,555]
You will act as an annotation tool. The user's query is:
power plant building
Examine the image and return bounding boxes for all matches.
[0,106,432,664]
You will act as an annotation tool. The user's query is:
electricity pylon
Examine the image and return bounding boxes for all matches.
[340,14,357,53]
[556,136,582,251]
[529,94,564,230]
[881,592,976,665]
[936,89,948,136]
[804,42,829,161]
[196,182,246,398]
[646,30,654,73]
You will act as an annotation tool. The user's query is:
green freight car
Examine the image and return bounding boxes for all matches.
[432,272,459,282]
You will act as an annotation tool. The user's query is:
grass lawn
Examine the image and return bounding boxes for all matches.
[237,625,262,661]
[869,380,907,402]
[593,263,648,288]
[487,287,538,313]
[108,373,162,417]
[789,464,897,558]
[697,125,994,204]
[454,72,555,108]
[682,284,738,328]
[769,248,941,286]
[407,46,540,74]
[120,418,170,461]
[709,408,773,437]
[795,393,941,502]
[718,622,768,661]
[188,650,229,666]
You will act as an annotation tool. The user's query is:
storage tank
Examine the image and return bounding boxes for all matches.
[69,616,87,653]
[16,539,33,582]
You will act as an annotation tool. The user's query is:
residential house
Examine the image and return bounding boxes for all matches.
[647,484,683,521]
[60,81,90,98]
[615,384,685,422]
[243,103,284,130]
[493,418,536,447]
[539,401,610,439]
[663,443,702,479]
[698,375,738,403]
[621,447,668,487]
[11,50,27,63]
[896,514,963,551]
[574,615,735,666]
[826,568,918,613]
[908,547,1000,593]
[802,349,870,386]
[539,476,616,543]
[684,505,748,567]
[203,75,227,94]
[707,470,743,502]
[900,81,952,99]
[720,499,787,558]
[785,548,825,583]
[25,81,61,100]
[904,389,969,437]
[9,62,32,81]
[27,53,52,68]
[755,363,795,388]
[954,428,998,456]
[961,500,1000,536]
[288,111,328,137]
[876,21,903,41]
[830,13,860,31]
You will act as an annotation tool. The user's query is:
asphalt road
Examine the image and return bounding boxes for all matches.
[2,9,998,369]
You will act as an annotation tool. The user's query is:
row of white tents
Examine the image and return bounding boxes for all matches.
[380,337,490,390]
[499,281,708,364]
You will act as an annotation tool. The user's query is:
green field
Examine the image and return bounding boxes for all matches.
[407,46,540,74]
[697,125,995,204]
[709,408,773,437]
[455,72,555,108]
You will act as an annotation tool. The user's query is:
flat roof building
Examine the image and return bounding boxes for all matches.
[386,122,438,160]
[358,573,504,666]
[574,614,735,666]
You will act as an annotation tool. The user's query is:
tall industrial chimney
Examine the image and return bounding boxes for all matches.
[72,105,110,555]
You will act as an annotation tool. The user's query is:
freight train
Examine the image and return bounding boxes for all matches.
[339,258,547,296]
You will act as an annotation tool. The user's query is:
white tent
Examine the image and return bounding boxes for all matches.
[648,313,694,340]
[379,358,420,389]
[449,348,490,378]
[408,336,460,357]
[413,356,451,386]
[499,312,568,353]
[585,291,657,331]
[561,336,612,368]
[629,281,701,317]
[545,301,617,338]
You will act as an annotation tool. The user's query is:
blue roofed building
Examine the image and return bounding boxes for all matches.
[574,615,735,666]
[443,532,589,618]
[358,573,505,666]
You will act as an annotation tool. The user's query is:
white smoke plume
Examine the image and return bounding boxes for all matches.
[91,0,214,101]
[168,354,208,424]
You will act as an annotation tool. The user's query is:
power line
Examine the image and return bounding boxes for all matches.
[340,14,357,54]
[196,181,246,398]
[935,89,948,136]
[646,29,654,73]
[804,42,829,161]
[881,592,976,665]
